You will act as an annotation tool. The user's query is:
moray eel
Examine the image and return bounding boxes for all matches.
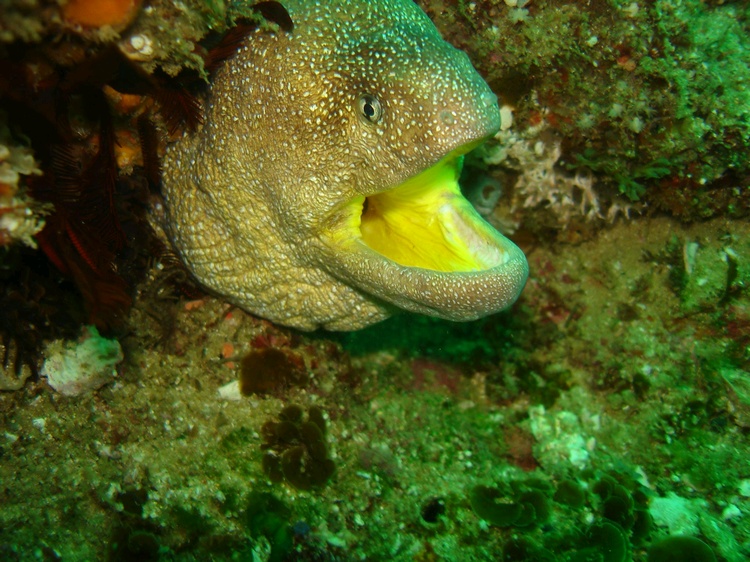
[159,0,528,330]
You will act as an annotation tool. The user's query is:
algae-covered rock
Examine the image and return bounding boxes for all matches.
[681,243,731,312]
[649,493,706,536]
[721,368,750,428]
[40,326,123,396]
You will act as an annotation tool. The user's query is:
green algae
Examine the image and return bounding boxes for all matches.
[260,405,335,490]
[648,536,717,562]
[5,216,750,561]
[470,485,527,527]
[421,0,750,219]
[585,521,630,562]
[554,479,586,508]
[467,469,658,559]
[242,492,293,562]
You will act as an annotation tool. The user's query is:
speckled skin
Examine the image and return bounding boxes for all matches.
[160,0,528,330]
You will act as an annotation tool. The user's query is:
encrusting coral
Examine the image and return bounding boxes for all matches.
[0,123,47,249]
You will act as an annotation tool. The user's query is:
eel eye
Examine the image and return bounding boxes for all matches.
[358,93,382,124]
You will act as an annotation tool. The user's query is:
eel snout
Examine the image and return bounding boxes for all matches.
[313,34,528,323]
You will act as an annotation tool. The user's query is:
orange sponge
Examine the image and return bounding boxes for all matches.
[62,0,143,30]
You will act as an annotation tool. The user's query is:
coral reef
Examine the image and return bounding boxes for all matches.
[40,325,123,396]
[1,217,749,560]
[0,1,749,561]
[0,122,47,249]
[420,0,750,226]
[0,0,288,334]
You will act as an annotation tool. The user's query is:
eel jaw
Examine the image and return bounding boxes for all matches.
[321,149,529,321]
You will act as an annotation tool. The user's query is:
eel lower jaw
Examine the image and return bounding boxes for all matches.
[321,150,529,320]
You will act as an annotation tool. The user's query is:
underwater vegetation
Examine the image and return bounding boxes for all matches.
[240,348,309,396]
[420,0,750,235]
[467,472,654,561]
[0,1,298,394]
[0,1,749,561]
[0,247,83,391]
[261,404,336,491]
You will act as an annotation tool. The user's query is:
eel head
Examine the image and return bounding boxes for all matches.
[160,0,528,330]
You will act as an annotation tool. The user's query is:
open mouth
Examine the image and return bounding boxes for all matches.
[356,150,513,273]
[319,144,527,321]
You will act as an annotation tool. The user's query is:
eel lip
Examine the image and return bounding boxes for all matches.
[320,148,529,320]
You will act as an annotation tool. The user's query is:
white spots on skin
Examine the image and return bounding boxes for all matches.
[160,0,511,330]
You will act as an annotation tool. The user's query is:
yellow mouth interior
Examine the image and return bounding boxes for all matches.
[358,154,508,272]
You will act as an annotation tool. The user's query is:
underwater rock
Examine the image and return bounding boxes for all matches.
[40,326,123,396]
[649,493,706,536]
[681,242,733,312]
[529,405,593,471]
